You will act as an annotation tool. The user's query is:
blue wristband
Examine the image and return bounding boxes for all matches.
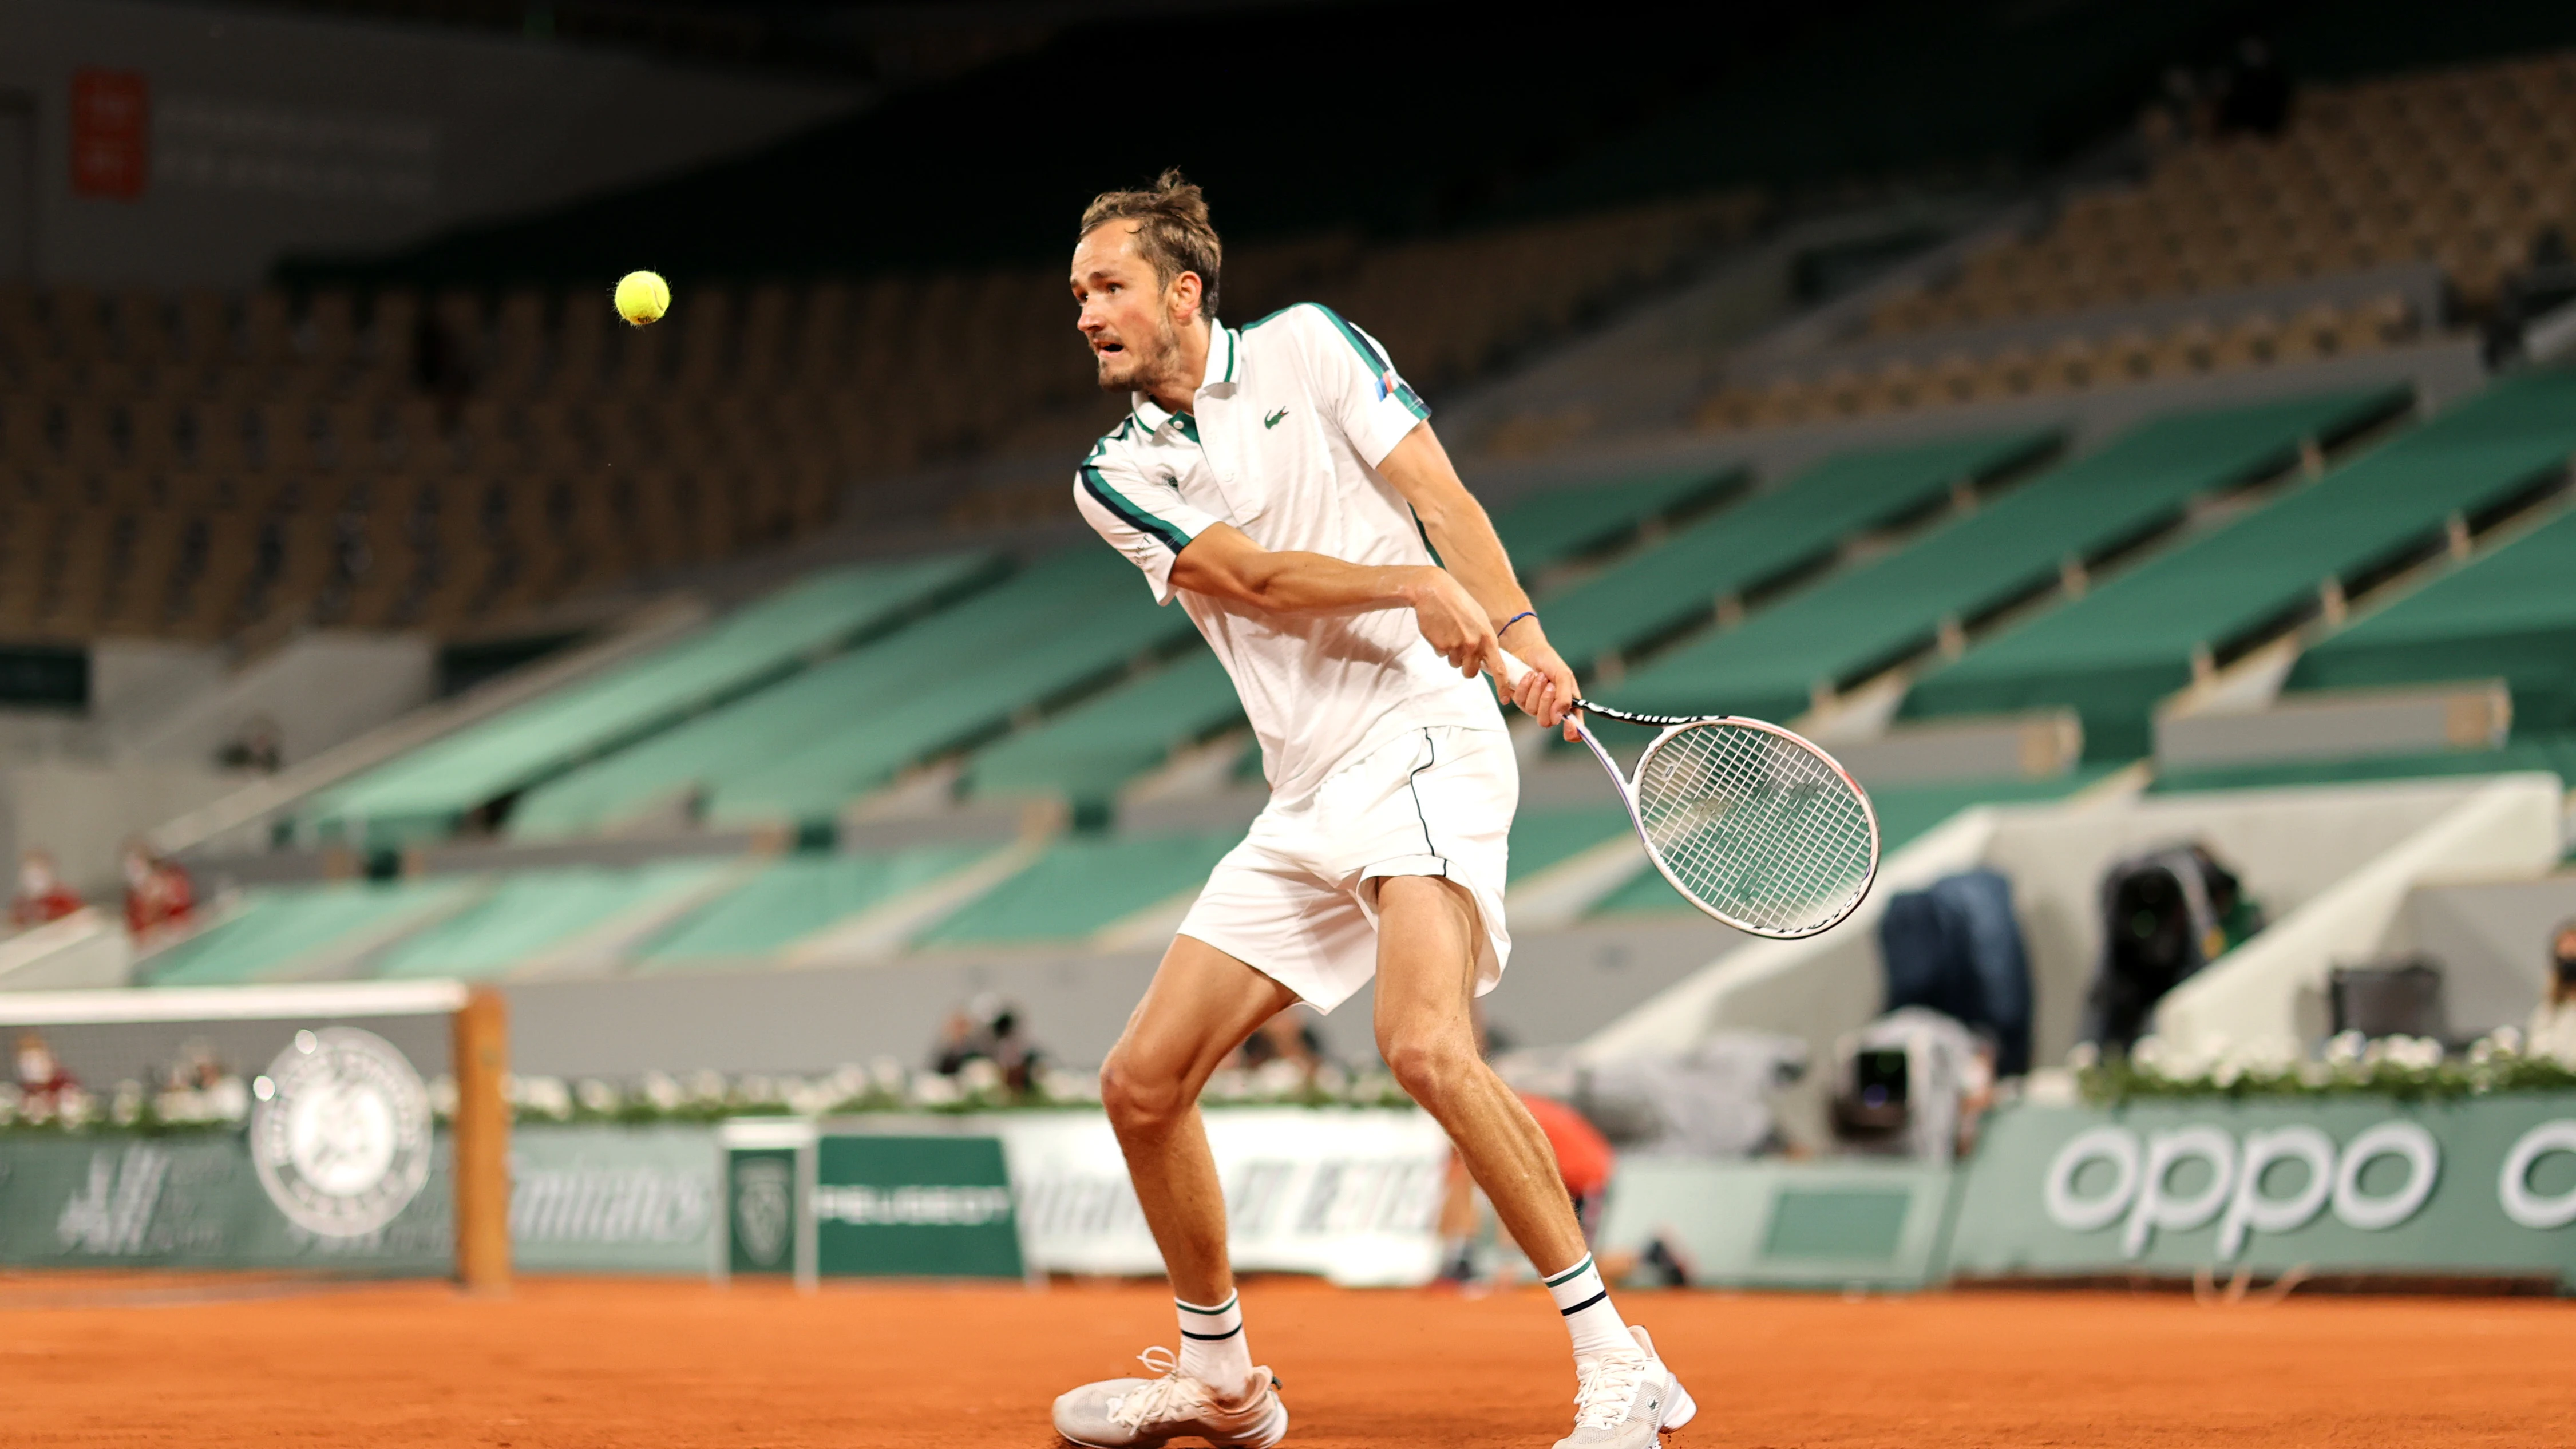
[1499,611,1538,639]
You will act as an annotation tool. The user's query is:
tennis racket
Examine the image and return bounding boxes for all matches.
[1495,650,1881,939]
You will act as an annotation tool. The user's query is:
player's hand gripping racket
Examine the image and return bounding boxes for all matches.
[1494,650,1881,938]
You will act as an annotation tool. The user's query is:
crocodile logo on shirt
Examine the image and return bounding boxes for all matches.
[1264,407,1290,429]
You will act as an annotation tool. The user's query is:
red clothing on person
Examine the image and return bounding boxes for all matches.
[126,866,194,939]
[8,885,83,929]
[1520,1091,1615,1201]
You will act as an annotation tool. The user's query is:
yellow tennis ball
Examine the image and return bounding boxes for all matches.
[614,270,670,326]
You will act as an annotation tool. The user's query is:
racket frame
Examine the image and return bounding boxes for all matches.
[1500,656,1882,938]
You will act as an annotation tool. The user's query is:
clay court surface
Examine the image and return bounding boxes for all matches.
[3,1274,2571,1447]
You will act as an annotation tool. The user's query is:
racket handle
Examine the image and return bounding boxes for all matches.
[1490,647,1533,690]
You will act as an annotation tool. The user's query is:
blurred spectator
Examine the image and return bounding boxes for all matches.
[2530,920,2576,1062]
[2484,225,2576,365]
[2139,64,2205,153]
[931,992,1043,1095]
[1437,1087,1618,1285]
[217,714,284,774]
[1878,868,2032,1076]
[2537,225,2573,272]
[1829,1007,1996,1163]
[1522,1092,1615,1236]
[15,1030,76,1106]
[2082,844,2258,1052]
[1237,1004,1331,1087]
[413,311,473,427]
[9,849,85,930]
[122,841,195,945]
[1436,1004,1624,1282]
[165,1036,228,1092]
[1576,1032,1809,1158]
[2215,37,2291,137]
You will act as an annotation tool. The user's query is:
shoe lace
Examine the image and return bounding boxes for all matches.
[1572,1350,1649,1430]
[1110,1346,1212,1429]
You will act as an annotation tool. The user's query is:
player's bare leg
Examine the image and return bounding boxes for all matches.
[1369,876,1585,1269]
[1371,874,1696,1447]
[1054,935,1296,1448]
[1101,936,1297,1304]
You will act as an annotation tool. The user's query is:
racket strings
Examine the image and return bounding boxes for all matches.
[1632,722,1877,935]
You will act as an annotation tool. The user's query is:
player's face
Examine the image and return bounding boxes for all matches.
[1071,223,1180,393]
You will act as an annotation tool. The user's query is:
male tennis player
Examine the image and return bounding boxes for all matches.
[1052,171,1696,1449]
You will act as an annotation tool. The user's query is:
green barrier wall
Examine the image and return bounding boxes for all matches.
[726,1143,804,1278]
[0,1131,454,1274]
[511,1124,718,1274]
[15,1096,2566,1288]
[813,1134,1023,1280]
[1946,1095,2576,1286]
[1599,1158,1954,1289]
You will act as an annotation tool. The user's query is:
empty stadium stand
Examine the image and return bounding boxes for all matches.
[0,187,1759,648]
[1905,368,2576,757]
[1703,292,2423,431]
[1538,430,2057,672]
[140,877,480,987]
[1874,52,2576,330]
[1612,387,2406,724]
[634,845,1003,968]
[504,547,1180,836]
[134,769,2152,985]
[964,653,1241,810]
[2138,475,2576,795]
[908,830,1240,949]
[1585,767,2130,916]
[2288,495,2576,733]
[1684,51,2573,434]
[300,553,995,847]
[374,859,736,980]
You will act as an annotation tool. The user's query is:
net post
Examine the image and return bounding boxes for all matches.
[452,986,512,1294]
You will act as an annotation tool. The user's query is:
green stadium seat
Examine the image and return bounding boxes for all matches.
[1906,371,2576,759]
[1537,430,2055,670]
[2286,502,2576,737]
[509,547,1173,836]
[1487,466,1744,573]
[704,589,1183,827]
[914,830,1237,947]
[302,552,996,849]
[1507,804,1634,880]
[1585,767,2128,916]
[1611,389,2406,726]
[372,859,733,980]
[636,845,1002,967]
[965,654,1240,807]
[2149,734,2576,794]
[143,880,481,987]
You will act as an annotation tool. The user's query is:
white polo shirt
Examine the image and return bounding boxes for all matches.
[1073,304,1505,803]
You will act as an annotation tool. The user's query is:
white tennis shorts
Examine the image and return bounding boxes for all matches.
[1177,723,1515,1013]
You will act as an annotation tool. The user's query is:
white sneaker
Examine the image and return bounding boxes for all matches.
[1052,1345,1288,1449]
[1553,1325,1697,1448]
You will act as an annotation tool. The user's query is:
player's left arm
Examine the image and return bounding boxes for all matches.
[1376,422,1581,738]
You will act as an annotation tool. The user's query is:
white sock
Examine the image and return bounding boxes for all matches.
[1176,1290,1253,1388]
[1545,1253,1631,1360]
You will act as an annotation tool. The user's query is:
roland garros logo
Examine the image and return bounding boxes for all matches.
[250,1027,433,1238]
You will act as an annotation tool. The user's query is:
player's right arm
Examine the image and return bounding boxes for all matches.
[1166,524,1495,665]
[1074,437,1492,666]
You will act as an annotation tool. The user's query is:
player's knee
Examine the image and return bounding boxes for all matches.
[1099,1051,1190,1132]
[1378,1030,1475,1108]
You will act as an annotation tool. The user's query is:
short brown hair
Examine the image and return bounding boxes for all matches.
[1079,168,1221,316]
